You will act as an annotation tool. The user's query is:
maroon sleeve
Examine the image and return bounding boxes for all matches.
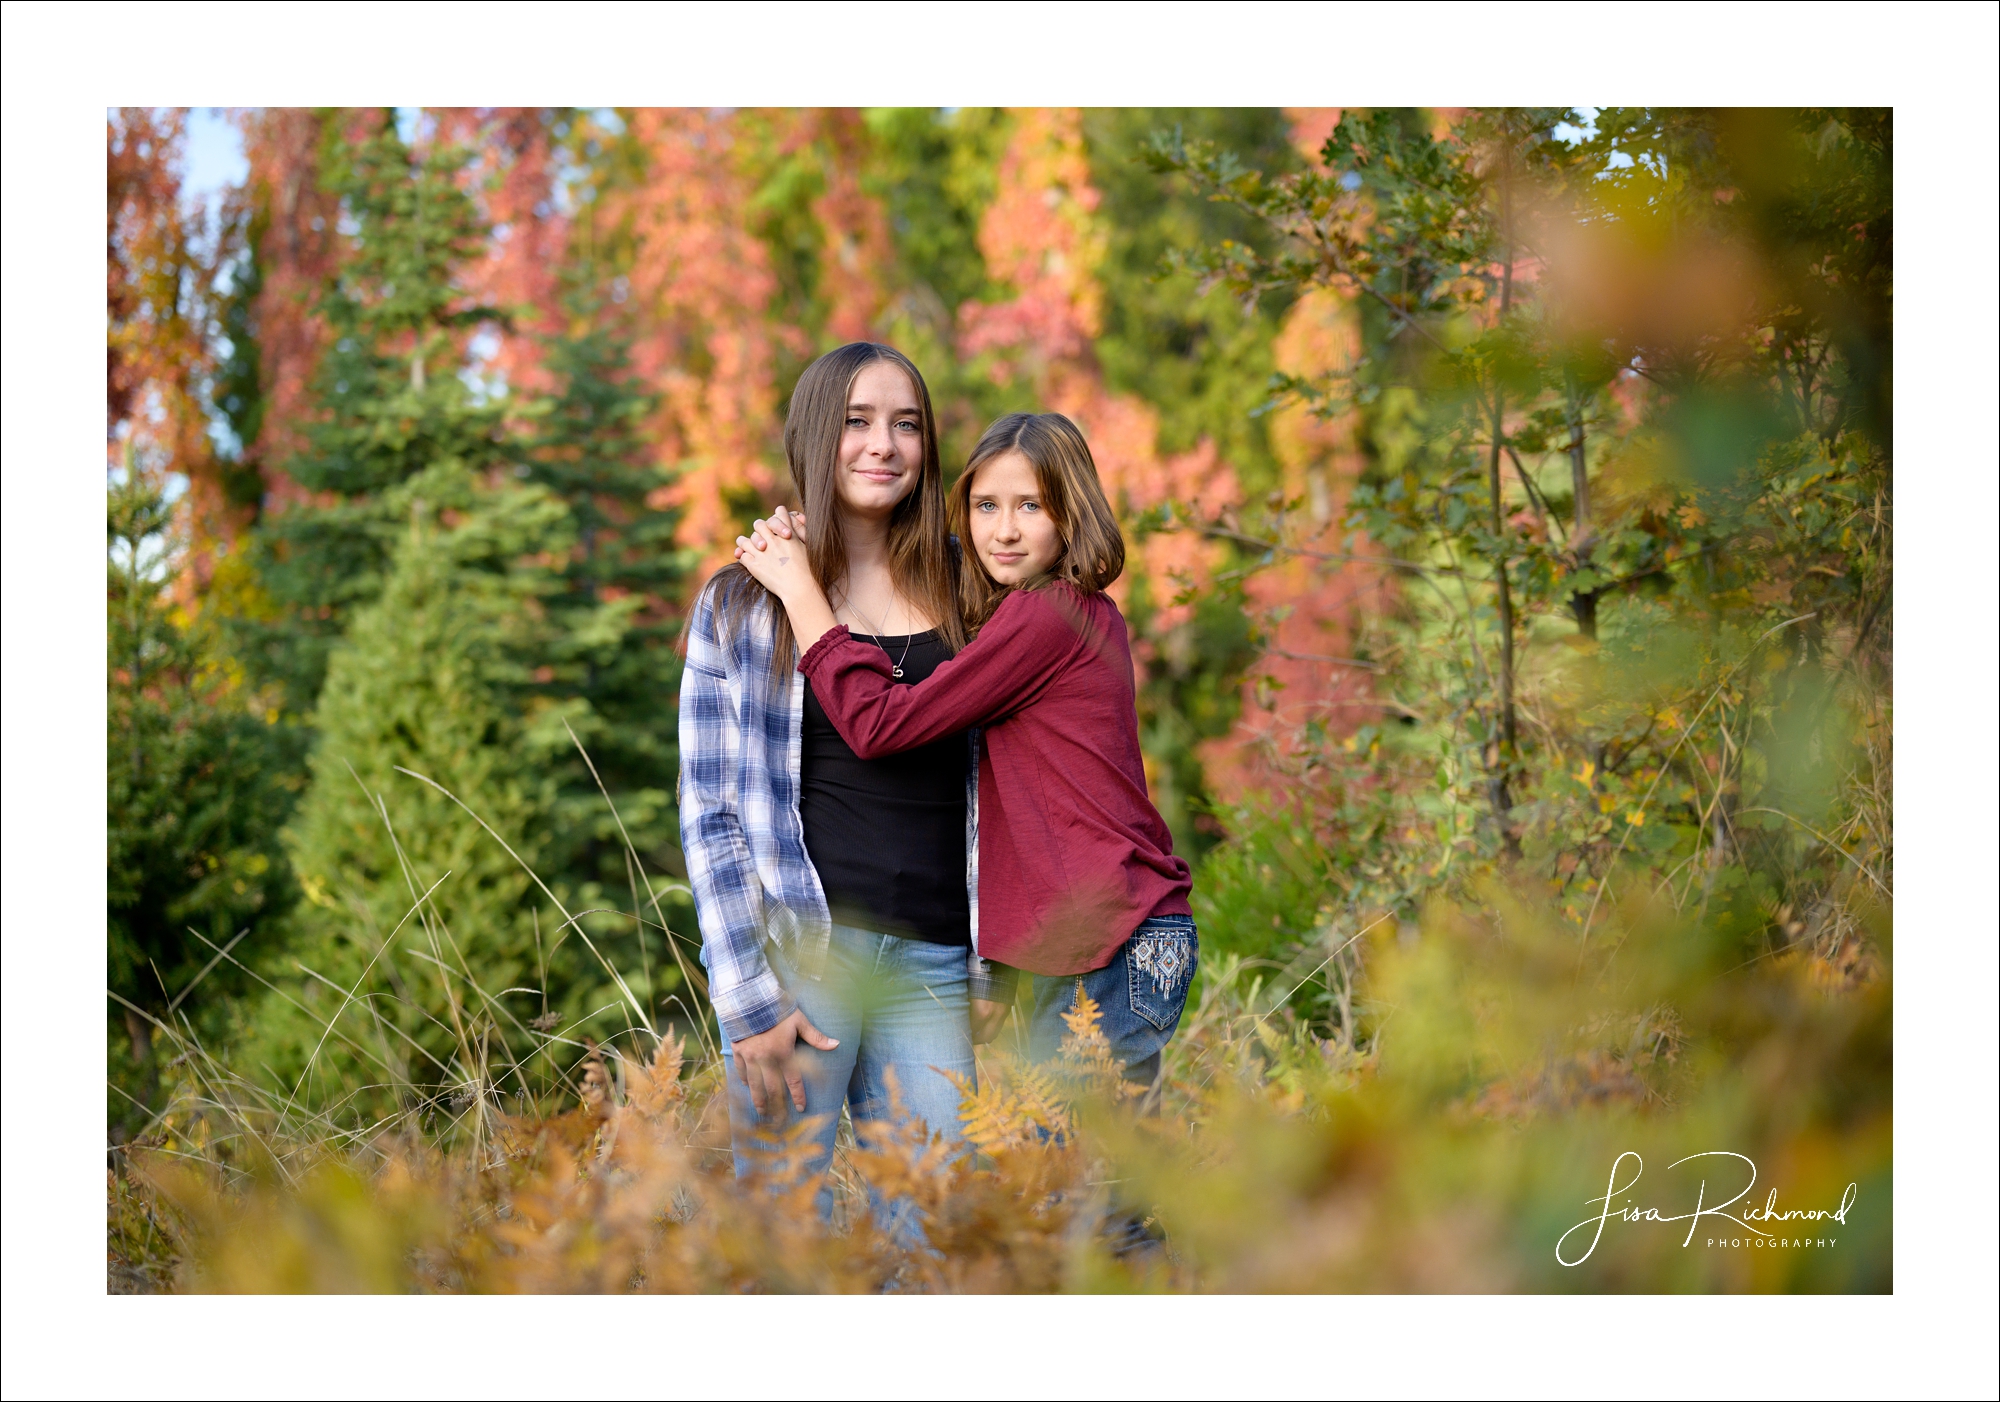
[797,589,1081,759]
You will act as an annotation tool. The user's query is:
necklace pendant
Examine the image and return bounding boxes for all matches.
[892,666,905,678]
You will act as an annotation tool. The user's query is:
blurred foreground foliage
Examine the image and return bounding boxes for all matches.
[111,876,1886,1292]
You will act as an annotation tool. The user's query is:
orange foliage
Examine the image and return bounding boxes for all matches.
[963,108,1238,647]
[107,110,222,566]
[1198,106,1388,805]
[1283,107,1345,159]
[959,107,1104,371]
[799,108,895,345]
[601,109,785,568]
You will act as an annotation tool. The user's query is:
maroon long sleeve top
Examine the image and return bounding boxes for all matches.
[796,582,1191,978]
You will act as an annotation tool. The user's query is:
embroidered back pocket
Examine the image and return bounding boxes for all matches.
[1127,922,1198,1032]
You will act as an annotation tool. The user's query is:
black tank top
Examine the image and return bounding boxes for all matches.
[799,630,971,946]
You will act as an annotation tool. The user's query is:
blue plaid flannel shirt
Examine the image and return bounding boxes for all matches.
[678,578,1017,1045]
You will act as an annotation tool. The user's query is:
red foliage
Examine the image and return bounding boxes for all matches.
[107,109,234,593]
[1284,107,1345,160]
[800,108,894,345]
[1199,276,1384,805]
[600,109,786,569]
[107,112,211,468]
[108,110,202,448]
[236,108,346,517]
[436,107,572,402]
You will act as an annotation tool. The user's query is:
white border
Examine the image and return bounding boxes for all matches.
[5,2,1995,1398]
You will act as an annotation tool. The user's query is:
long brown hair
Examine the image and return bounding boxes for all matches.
[702,343,964,682]
[949,412,1126,628]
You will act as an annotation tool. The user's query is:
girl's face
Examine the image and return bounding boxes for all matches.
[835,362,925,520]
[967,450,1062,586]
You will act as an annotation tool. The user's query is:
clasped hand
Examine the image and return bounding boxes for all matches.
[734,505,809,597]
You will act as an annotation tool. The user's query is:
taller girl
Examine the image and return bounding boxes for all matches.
[680,344,1008,1212]
[737,412,1198,1094]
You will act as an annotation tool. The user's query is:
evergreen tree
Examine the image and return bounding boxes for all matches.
[251,465,680,1115]
[236,127,695,1115]
[247,486,581,1111]
[521,310,693,898]
[108,463,299,1140]
[210,198,270,516]
[243,112,510,716]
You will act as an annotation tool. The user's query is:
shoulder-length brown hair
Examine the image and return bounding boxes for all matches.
[949,411,1126,628]
[701,343,964,681]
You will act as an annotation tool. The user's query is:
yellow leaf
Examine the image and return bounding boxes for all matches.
[300,873,338,909]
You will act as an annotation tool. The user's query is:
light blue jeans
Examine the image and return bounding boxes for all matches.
[718,922,975,1239]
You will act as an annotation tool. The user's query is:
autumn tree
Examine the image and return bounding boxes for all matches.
[588,108,787,568]
[107,110,219,533]
[1154,108,1891,1002]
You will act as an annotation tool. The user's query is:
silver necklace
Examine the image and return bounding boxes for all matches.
[843,596,918,678]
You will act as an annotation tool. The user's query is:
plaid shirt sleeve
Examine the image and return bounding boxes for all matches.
[678,588,797,1045]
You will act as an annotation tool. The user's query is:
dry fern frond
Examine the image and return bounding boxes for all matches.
[624,1033,687,1124]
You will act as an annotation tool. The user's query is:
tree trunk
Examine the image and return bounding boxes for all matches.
[1565,371,1599,639]
[1487,387,1519,853]
[1486,135,1520,855]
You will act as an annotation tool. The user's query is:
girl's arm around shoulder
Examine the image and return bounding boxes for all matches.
[797,587,1086,760]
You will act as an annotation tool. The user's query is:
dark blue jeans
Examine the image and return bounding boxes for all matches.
[1027,914,1199,1095]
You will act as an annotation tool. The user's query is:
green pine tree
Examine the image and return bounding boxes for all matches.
[519,310,693,905]
[242,111,510,716]
[108,461,300,1141]
[245,482,663,1119]
[257,490,550,1112]
[233,122,697,1120]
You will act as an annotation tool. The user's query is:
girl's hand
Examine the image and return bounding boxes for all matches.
[732,505,807,560]
[733,520,812,598]
[734,518,840,652]
[731,1008,840,1119]
[970,997,1010,1046]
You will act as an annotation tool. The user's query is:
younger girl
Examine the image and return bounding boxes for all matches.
[735,411,1197,1090]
